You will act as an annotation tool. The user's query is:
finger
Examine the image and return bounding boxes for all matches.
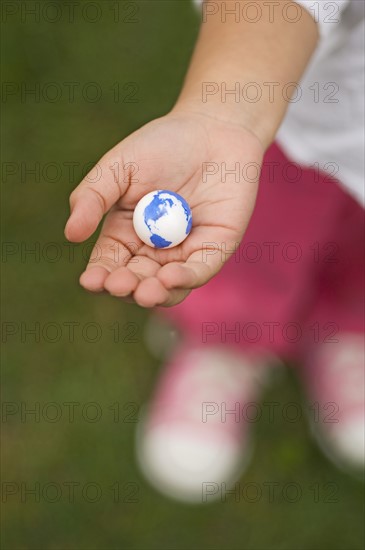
[133,277,170,308]
[104,268,191,306]
[103,266,140,297]
[156,222,241,290]
[104,254,160,297]
[79,210,144,292]
[132,277,191,308]
[64,149,130,243]
[138,282,191,307]
[79,266,110,292]
[156,248,226,290]
[104,254,190,306]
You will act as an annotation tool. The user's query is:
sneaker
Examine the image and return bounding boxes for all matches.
[301,333,365,474]
[136,343,276,503]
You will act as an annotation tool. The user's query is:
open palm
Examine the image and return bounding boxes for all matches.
[65,112,264,307]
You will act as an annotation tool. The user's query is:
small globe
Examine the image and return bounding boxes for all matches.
[133,190,193,249]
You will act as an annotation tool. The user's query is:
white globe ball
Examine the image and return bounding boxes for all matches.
[133,190,193,249]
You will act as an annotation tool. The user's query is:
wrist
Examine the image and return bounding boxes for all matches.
[171,96,273,151]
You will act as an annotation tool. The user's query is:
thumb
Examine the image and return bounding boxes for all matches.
[65,148,131,243]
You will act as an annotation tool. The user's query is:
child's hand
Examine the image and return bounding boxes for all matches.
[65,111,263,307]
[65,0,318,308]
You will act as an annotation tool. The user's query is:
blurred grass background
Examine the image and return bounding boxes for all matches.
[1,1,364,549]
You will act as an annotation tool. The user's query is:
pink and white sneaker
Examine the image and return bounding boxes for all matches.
[301,333,365,474]
[136,343,277,502]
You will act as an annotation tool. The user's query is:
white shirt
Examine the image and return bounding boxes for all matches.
[194,1,365,205]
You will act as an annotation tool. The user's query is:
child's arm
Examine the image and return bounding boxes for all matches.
[174,0,318,147]
[65,1,318,308]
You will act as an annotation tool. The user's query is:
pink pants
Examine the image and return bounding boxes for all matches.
[161,143,364,361]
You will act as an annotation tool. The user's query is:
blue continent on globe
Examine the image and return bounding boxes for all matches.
[143,191,193,248]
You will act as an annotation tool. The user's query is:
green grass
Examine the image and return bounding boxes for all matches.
[1,2,364,549]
